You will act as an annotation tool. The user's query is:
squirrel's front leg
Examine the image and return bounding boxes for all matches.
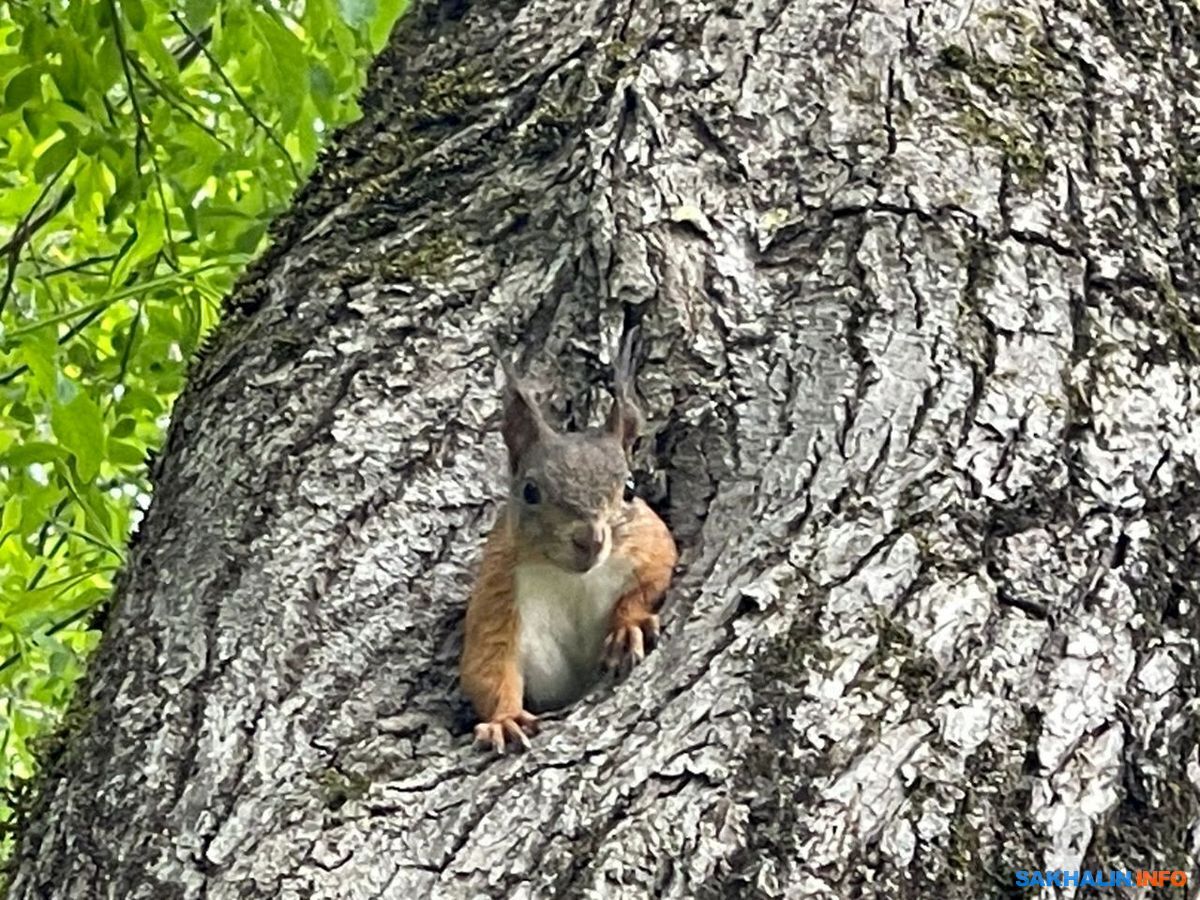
[604,586,662,671]
[460,521,538,753]
[603,498,678,671]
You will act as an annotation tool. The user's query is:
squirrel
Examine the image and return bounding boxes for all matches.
[459,332,678,753]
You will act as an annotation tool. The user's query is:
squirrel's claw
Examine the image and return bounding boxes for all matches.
[474,711,538,753]
[603,614,660,673]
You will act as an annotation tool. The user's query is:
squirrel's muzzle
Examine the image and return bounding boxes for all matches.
[570,523,606,572]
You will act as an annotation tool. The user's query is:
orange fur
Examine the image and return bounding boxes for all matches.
[460,513,524,721]
[460,513,540,752]
[605,498,677,666]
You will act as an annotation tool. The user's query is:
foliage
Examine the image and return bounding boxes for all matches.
[0,0,405,850]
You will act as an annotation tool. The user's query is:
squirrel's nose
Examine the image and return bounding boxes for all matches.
[572,524,604,557]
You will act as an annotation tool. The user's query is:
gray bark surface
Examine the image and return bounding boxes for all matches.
[10,0,1200,897]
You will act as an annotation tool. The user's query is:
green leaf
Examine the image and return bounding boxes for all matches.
[1,497,21,538]
[370,0,407,51]
[232,220,266,255]
[18,329,58,400]
[1,442,69,468]
[107,439,145,467]
[116,385,164,417]
[248,10,306,131]
[309,63,336,120]
[4,66,42,110]
[337,0,376,27]
[183,0,217,29]
[40,99,94,134]
[50,388,106,482]
[123,0,147,31]
[110,417,137,438]
[49,647,76,678]
[50,37,90,104]
[33,135,75,181]
[111,205,165,285]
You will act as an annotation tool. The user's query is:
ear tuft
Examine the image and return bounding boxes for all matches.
[607,396,643,453]
[606,327,643,454]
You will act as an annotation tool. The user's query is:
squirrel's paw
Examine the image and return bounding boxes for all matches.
[473,711,538,754]
[602,613,660,673]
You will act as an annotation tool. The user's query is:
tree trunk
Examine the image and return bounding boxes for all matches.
[11,0,1200,896]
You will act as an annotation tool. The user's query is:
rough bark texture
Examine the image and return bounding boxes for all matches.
[10,0,1200,897]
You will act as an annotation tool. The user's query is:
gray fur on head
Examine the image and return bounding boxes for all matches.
[493,333,642,517]
[518,431,628,515]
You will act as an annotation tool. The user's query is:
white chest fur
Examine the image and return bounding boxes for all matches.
[515,555,634,711]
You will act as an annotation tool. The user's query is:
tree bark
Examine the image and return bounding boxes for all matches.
[11,0,1200,896]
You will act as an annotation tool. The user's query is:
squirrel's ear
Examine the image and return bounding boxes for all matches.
[606,326,643,454]
[495,348,547,471]
[607,394,642,453]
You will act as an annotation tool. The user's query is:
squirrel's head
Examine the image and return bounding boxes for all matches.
[495,334,643,574]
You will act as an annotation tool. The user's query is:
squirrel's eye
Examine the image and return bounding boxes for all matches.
[522,481,541,505]
[623,476,636,503]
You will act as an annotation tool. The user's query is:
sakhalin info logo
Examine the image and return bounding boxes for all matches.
[1013,870,1189,888]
